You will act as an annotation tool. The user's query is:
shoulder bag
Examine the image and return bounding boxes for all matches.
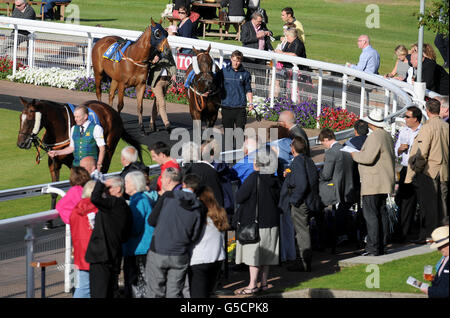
[236,174,260,244]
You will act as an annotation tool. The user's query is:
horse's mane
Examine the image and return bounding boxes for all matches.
[135,26,149,43]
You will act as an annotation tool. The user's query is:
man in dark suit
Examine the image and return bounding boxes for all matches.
[279,136,321,272]
[240,11,273,51]
[278,110,310,157]
[318,128,356,247]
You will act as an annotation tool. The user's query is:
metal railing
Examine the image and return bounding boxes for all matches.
[0,16,443,298]
[1,16,417,117]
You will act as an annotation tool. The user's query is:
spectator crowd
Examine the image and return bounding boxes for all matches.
[7,1,448,299]
[55,94,448,298]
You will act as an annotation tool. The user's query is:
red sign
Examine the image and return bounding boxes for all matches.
[177,53,193,71]
[176,53,223,71]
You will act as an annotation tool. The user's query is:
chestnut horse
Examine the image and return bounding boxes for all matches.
[17,97,142,208]
[92,18,171,134]
[185,45,221,128]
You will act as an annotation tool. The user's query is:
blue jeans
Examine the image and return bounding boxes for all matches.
[73,270,90,298]
[43,0,71,19]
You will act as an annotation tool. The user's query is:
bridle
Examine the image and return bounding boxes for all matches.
[120,24,168,68]
[189,52,220,112]
[20,104,72,164]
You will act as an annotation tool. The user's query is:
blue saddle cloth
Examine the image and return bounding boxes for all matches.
[67,103,101,127]
[102,40,133,62]
[184,70,196,89]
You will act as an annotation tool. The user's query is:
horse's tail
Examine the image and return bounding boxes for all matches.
[121,129,143,162]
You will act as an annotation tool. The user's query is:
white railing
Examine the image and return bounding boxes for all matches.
[1,16,417,116]
[0,16,444,297]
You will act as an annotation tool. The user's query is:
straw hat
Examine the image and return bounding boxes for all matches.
[430,226,449,249]
[363,108,385,128]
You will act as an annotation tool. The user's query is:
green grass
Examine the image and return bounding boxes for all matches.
[67,0,442,74]
[0,108,153,219]
[285,251,442,294]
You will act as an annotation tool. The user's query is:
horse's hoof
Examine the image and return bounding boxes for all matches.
[140,127,146,136]
[164,125,172,134]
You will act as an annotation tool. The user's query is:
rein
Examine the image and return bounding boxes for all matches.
[188,52,219,113]
[189,86,220,112]
[29,104,72,164]
[120,50,149,68]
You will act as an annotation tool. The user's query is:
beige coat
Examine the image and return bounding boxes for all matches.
[405,116,449,183]
[352,128,395,196]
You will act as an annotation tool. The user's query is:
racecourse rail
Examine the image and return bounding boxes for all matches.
[0,16,444,297]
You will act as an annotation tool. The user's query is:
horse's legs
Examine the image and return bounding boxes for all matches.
[207,111,218,128]
[94,71,103,102]
[117,83,125,114]
[135,83,146,135]
[48,158,61,209]
[109,80,119,109]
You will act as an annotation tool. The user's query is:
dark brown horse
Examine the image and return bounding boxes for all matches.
[185,45,221,128]
[92,18,171,134]
[17,98,142,207]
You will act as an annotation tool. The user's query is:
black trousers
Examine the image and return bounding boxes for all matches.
[89,259,121,298]
[221,107,247,130]
[361,194,388,255]
[415,172,448,240]
[123,255,147,298]
[188,261,222,298]
[395,166,418,238]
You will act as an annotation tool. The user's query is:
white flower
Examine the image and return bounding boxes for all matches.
[8,67,86,89]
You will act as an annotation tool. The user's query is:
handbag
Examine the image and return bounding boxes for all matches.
[236,175,260,245]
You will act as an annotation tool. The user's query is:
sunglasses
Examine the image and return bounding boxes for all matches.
[403,115,413,119]
[179,12,186,14]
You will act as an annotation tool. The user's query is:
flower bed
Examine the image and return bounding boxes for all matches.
[249,96,358,132]
[6,66,189,104]
[0,56,24,80]
[73,76,188,104]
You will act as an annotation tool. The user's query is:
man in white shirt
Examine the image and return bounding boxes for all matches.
[48,106,105,171]
[394,106,422,242]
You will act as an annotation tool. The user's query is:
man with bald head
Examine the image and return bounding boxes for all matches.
[347,34,380,74]
[80,156,105,182]
[278,110,310,157]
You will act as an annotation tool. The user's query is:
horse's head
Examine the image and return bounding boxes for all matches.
[17,97,43,149]
[191,45,218,94]
[150,18,171,57]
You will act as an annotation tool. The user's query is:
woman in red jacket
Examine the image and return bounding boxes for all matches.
[70,180,98,298]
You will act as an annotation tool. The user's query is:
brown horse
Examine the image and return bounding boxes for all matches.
[92,18,171,134]
[185,45,221,128]
[17,98,143,208]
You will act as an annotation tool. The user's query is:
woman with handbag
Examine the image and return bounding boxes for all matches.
[234,148,281,295]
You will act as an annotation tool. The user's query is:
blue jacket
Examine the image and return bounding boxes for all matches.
[231,150,257,184]
[122,192,154,256]
[219,63,252,108]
